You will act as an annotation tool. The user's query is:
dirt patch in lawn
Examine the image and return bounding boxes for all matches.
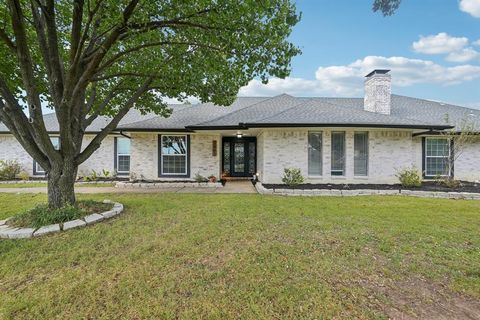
[363,275,480,319]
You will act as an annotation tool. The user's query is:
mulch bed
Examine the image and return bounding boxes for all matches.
[263,181,480,193]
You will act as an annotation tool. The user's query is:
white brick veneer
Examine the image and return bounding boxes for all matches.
[258,129,420,184]
[0,134,115,177]
[1,130,479,183]
[129,133,221,180]
[364,72,392,115]
[448,137,480,182]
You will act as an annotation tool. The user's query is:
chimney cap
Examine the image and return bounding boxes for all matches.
[365,69,390,78]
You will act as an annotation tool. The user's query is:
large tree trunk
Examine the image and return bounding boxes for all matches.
[47,159,78,208]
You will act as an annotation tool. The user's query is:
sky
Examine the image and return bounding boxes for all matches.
[238,0,480,109]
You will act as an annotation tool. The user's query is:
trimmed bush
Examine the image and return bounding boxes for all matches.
[0,160,22,180]
[396,167,422,188]
[282,168,304,186]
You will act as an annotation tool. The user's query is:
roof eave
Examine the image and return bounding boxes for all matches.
[241,123,454,130]
[114,128,194,133]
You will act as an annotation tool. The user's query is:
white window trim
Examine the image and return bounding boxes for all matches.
[425,137,451,178]
[307,131,323,177]
[161,135,188,176]
[116,154,130,174]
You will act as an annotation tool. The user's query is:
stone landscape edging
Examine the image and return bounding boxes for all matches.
[0,200,123,239]
[116,181,223,189]
[0,180,116,185]
[255,182,480,200]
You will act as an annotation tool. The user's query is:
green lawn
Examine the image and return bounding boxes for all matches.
[0,182,115,188]
[1,194,479,319]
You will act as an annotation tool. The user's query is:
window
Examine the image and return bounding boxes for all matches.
[308,132,323,176]
[354,132,368,176]
[160,135,189,176]
[331,132,346,176]
[34,137,60,175]
[424,137,451,177]
[115,137,130,175]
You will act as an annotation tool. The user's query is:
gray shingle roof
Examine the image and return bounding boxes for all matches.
[2,94,478,133]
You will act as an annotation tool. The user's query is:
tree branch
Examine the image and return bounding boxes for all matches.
[7,0,57,158]
[0,28,16,51]
[75,77,152,165]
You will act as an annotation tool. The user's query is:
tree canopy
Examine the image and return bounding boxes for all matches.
[372,0,402,16]
[0,0,300,207]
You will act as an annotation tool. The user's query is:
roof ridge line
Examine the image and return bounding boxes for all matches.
[243,98,316,124]
[191,94,293,126]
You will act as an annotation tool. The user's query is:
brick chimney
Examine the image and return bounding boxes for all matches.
[364,69,391,115]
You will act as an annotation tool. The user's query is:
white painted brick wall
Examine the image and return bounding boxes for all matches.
[190,134,221,179]
[364,73,392,115]
[129,133,221,180]
[78,136,115,177]
[1,130,479,183]
[256,131,265,181]
[129,133,157,180]
[258,129,421,184]
[451,137,480,181]
[0,135,34,175]
[0,134,115,177]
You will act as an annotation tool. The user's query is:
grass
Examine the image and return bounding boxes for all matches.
[0,193,479,319]
[8,200,112,228]
[0,182,115,188]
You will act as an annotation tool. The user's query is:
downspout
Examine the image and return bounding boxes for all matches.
[119,130,131,139]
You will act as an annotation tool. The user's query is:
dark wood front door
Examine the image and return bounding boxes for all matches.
[222,137,256,177]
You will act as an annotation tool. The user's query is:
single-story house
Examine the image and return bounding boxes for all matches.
[1,69,479,184]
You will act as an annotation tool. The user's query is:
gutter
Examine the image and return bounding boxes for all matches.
[240,123,454,130]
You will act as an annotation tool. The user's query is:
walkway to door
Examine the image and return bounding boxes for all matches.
[216,180,257,193]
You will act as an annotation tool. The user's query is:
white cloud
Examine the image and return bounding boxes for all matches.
[446,48,480,62]
[460,0,480,17]
[239,56,480,97]
[412,33,468,54]
[473,39,480,46]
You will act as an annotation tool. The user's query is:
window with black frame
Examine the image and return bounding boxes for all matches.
[160,135,188,176]
[308,132,323,176]
[331,132,346,176]
[424,137,451,178]
[354,132,368,176]
[115,137,131,175]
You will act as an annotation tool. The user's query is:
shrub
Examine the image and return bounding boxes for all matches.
[396,167,422,188]
[435,176,462,189]
[18,171,30,181]
[0,160,22,180]
[194,172,208,182]
[85,170,99,181]
[282,168,304,186]
[102,169,110,178]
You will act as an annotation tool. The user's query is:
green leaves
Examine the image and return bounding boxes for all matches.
[0,0,301,115]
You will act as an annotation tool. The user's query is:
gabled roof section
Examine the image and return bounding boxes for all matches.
[2,94,477,133]
[242,99,450,129]
[117,97,269,131]
[187,94,302,129]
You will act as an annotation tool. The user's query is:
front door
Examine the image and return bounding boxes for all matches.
[222,137,256,177]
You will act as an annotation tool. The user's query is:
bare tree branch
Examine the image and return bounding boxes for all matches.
[7,0,57,157]
[75,77,153,165]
